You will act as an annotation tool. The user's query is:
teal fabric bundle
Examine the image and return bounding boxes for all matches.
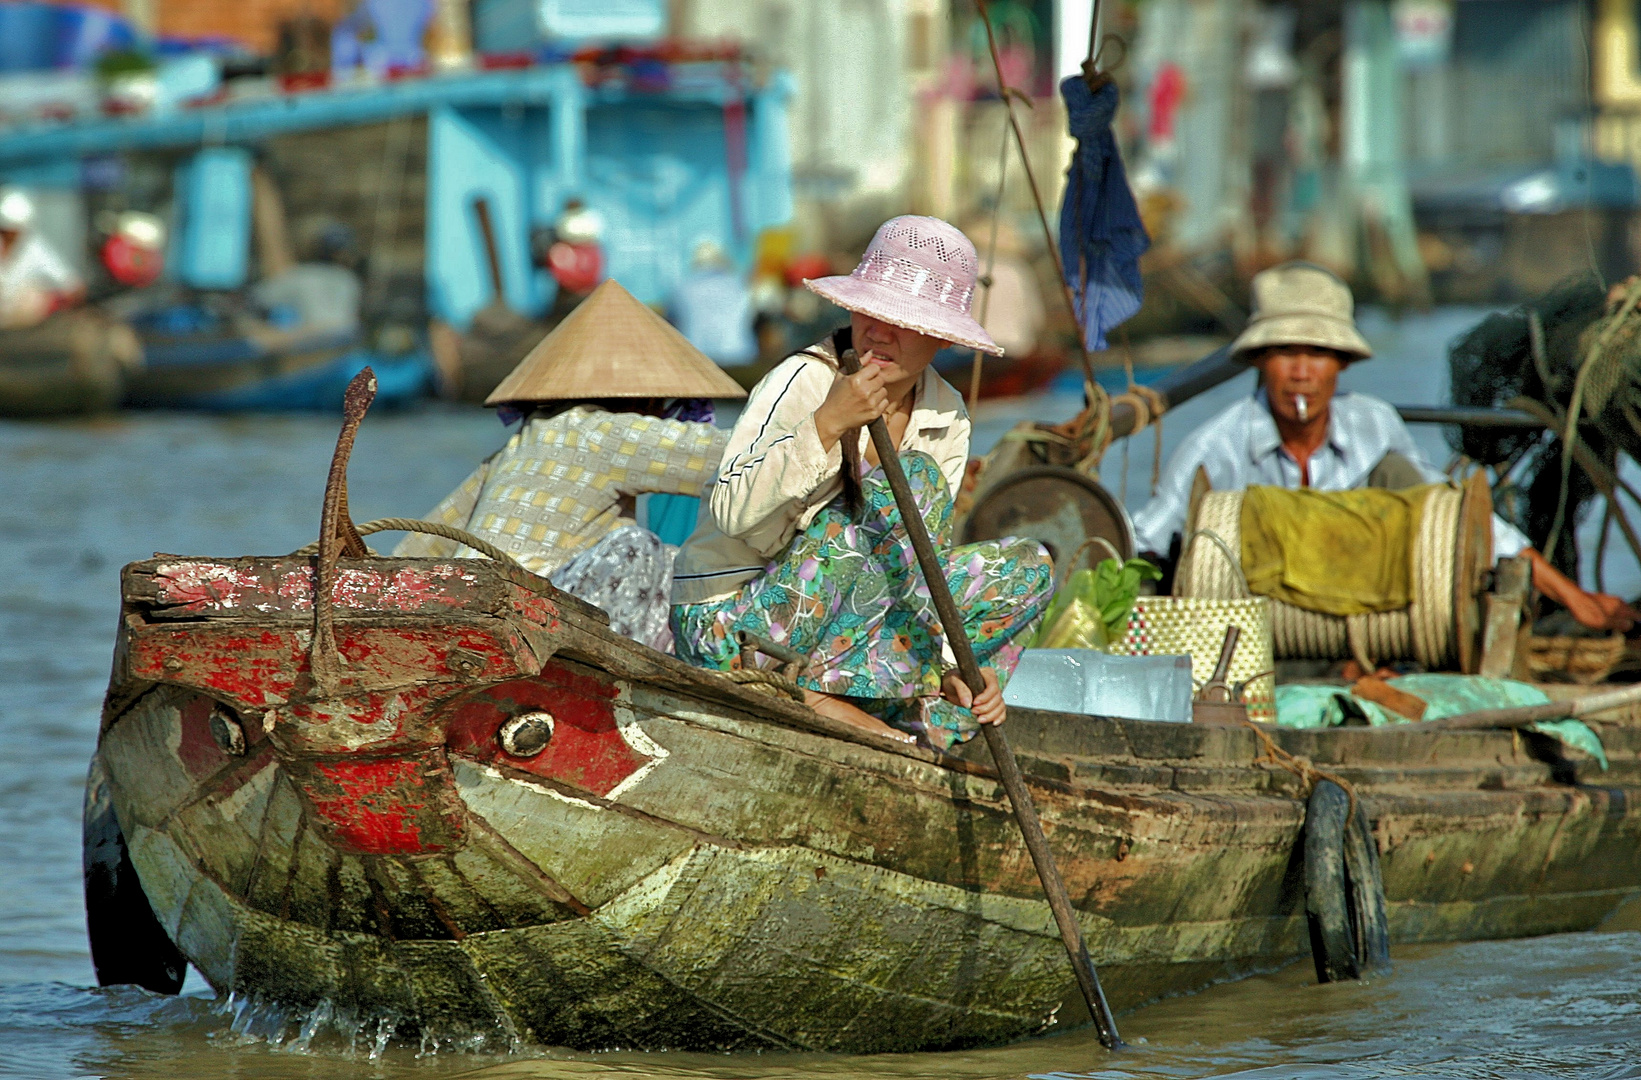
[1273,673,1607,768]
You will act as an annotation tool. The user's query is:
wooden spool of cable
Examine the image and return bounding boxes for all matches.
[1176,472,1493,673]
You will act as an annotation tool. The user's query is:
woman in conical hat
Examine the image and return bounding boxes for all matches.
[670,216,1053,748]
[396,280,746,652]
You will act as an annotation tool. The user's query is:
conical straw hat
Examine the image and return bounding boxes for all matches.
[485,279,748,405]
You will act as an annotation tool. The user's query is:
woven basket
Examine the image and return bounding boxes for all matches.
[1174,482,1470,669]
[1108,596,1277,722]
[1525,634,1626,685]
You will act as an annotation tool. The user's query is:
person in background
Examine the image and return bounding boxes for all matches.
[670,215,1053,748]
[669,238,757,367]
[395,280,746,653]
[0,189,82,330]
[959,217,1045,359]
[99,211,166,289]
[1133,261,1637,632]
[541,198,605,312]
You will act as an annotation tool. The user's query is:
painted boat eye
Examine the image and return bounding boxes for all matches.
[497,711,554,758]
[208,704,246,756]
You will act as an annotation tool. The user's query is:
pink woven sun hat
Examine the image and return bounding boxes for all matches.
[804,215,1004,356]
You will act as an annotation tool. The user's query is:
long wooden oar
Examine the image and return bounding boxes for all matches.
[838,349,1124,1049]
[1387,682,1641,733]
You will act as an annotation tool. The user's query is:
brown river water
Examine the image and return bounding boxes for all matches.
[2,310,1639,1078]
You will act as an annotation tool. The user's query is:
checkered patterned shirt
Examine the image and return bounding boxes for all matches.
[394,406,727,576]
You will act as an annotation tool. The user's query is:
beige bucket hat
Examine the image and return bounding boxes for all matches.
[1230,262,1372,362]
[485,279,748,405]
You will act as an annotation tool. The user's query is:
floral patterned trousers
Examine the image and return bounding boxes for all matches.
[672,452,1052,747]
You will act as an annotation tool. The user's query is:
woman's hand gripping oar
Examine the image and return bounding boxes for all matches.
[836,349,1124,1050]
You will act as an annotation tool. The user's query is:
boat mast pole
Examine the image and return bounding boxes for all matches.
[838,349,1124,1050]
[974,0,1098,393]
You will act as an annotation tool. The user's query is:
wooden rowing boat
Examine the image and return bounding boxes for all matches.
[85,550,1641,1053]
[0,309,138,418]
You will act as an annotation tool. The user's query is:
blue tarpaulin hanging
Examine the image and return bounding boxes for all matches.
[1058,74,1149,351]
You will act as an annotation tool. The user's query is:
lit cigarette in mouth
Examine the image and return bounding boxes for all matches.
[1296,394,1309,421]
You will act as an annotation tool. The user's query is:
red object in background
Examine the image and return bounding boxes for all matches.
[479,52,536,70]
[102,233,164,288]
[784,253,832,288]
[548,241,603,295]
[278,71,331,94]
[1148,63,1186,143]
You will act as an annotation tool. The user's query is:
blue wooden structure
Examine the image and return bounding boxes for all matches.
[0,63,794,328]
[425,65,793,325]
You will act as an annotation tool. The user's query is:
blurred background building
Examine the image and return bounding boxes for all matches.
[0,0,1635,417]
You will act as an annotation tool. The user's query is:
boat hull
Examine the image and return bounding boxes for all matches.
[0,310,135,417]
[94,556,1641,1052]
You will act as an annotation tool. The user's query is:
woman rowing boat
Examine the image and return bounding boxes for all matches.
[670,216,1052,747]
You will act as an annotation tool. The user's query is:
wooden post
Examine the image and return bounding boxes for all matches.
[838,349,1124,1050]
[1478,556,1532,680]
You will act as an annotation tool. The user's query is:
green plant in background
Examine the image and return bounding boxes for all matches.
[94,49,157,81]
[1033,556,1162,650]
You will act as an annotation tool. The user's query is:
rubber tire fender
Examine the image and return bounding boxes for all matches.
[1303,779,1392,982]
[83,753,186,994]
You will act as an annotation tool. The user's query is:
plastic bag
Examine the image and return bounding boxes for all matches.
[1034,557,1161,650]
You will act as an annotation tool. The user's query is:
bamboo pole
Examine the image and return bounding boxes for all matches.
[1406,683,1641,732]
[974,0,1098,391]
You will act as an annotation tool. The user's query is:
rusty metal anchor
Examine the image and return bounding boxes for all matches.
[309,367,377,697]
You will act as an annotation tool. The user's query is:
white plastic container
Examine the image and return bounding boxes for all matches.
[1002,649,1194,723]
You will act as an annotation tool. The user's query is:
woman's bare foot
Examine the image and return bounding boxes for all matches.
[803,690,916,744]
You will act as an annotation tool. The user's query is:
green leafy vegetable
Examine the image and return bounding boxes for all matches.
[1090,556,1163,643]
[1033,556,1162,650]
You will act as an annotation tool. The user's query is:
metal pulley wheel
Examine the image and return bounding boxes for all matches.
[961,466,1136,585]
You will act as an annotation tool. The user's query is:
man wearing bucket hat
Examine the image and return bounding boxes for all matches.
[671,215,1054,748]
[395,279,747,652]
[1134,261,1635,631]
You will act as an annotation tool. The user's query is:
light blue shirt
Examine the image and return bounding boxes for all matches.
[670,269,757,366]
[1132,390,1529,558]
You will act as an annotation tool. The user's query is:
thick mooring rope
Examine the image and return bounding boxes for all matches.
[1180,488,1463,670]
[1243,720,1359,818]
[291,517,558,599]
[720,667,807,702]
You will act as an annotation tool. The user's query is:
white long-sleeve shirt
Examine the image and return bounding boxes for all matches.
[671,339,970,605]
[0,233,79,329]
[1132,390,1530,558]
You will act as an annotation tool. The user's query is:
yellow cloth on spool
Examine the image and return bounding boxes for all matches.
[1239,485,1437,616]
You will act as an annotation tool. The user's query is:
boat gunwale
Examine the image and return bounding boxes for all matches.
[109,554,1638,797]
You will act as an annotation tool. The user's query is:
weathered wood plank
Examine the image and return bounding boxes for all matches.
[283,813,339,932]
[449,842,580,929]
[123,619,537,713]
[244,774,305,919]
[101,688,201,829]
[597,700,1304,921]
[367,857,456,941]
[172,863,241,988]
[407,857,508,936]
[460,917,788,1051]
[449,758,696,910]
[330,855,380,936]
[164,755,279,900]
[126,558,509,620]
[281,749,466,855]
